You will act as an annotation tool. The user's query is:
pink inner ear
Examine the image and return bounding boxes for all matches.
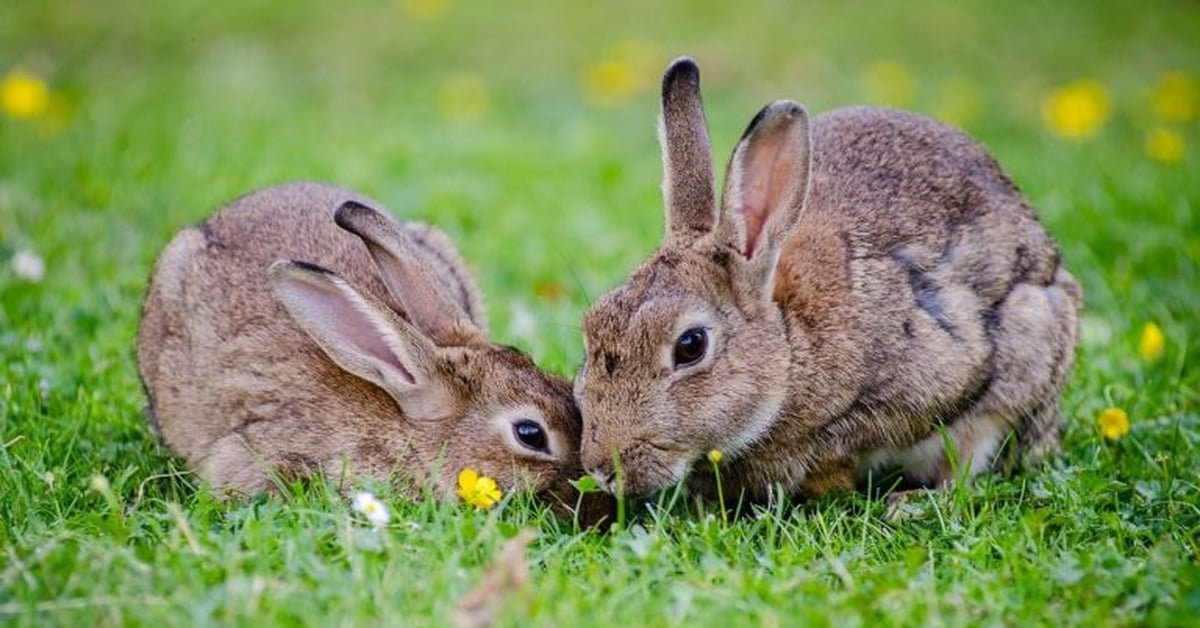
[739,129,792,258]
[283,278,415,385]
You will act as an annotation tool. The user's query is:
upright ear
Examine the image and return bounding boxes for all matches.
[268,260,446,419]
[334,201,480,344]
[659,57,717,248]
[718,100,812,295]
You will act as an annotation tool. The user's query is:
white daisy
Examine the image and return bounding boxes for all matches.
[351,491,391,528]
[12,249,45,282]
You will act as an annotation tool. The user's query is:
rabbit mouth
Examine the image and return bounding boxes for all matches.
[586,441,694,498]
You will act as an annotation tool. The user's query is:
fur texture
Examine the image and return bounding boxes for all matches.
[137,182,601,514]
[576,58,1081,500]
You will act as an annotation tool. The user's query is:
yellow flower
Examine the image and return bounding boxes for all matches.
[1151,72,1195,122]
[2,71,50,119]
[458,468,502,509]
[1145,127,1185,165]
[1097,407,1130,441]
[707,449,723,465]
[862,60,915,108]
[1042,80,1110,140]
[1138,322,1165,362]
[581,40,659,108]
[437,73,489,123]
[399,0,450,20]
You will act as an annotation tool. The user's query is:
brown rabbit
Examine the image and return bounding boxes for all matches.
[576,59,1081,501]
[137,181,593,507]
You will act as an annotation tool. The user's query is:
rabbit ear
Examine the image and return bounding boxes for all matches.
[718,100,812,292]
[269,260,445,418]
[660,57,717,247]
[334,201,479,343]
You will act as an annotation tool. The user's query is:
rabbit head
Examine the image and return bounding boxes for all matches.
[575,58,813,497]
[269,201,589,504]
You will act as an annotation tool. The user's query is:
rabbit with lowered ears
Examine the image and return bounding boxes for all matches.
[139,182,609,521]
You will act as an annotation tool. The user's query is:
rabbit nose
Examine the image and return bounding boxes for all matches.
[588,469,618,494]
[583,456,617,492]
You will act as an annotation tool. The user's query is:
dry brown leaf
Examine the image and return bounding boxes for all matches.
[452,530,536,628]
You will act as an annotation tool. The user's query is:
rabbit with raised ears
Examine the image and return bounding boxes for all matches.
[138,182,606,518]
[575,58,1081,500]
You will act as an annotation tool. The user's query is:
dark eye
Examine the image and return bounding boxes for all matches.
[513,420,549,453]
[673,326,708,368]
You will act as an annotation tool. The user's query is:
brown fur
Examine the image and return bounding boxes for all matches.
[576,59,1081,500]
[137,181,599,510]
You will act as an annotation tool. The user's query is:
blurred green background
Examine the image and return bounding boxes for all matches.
[2,1,1196,373]
[1,0,1197,624]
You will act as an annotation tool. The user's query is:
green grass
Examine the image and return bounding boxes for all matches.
[2,0,1198,624]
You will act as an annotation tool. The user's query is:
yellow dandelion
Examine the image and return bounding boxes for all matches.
[933,76,982,128]
[1097,407,1130,441]
[1138,322,1165,362]
[1145,127,1185,165]
[862,60,915,108]
[581,40,660,109]
[1041,80,1110,140]
[2,70,50,119]
[607,41,660,80]
[707,449,723,465]
[457,468,502,509]
[399,0,450,20]
[1151,72,1195,122]
[437,73,489,123]
[583,61,638,108]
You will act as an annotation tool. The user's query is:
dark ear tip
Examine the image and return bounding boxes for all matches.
[740,100,809,140]
[662,56,701,95]
[333,200,373,231]
[271,259,335,278]
[666,56,699,75]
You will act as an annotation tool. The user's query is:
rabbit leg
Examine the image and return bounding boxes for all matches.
[860,410,1015,488]
[194,429,323,496]
[797,455,858,498]
[977,269,1079,468]
[861,270,1079,487]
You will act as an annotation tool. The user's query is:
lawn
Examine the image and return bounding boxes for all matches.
[1,0,1198,625]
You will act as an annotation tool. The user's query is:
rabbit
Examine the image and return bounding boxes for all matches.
[574,58,1081,501]
[137,181,603,514]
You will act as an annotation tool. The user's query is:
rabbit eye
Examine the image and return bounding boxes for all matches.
[513,420,549,453]
[673,326,708,368]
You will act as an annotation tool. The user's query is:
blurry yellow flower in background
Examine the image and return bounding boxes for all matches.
[1138,322,1165,362]
[1042,80,1110,140]
[581,40,660,108]
[1151,72,1195,122]
[399,0,450,20]
[458,468,502,509]
[437,73,489,123]
[933,76,982,128]
[1145,127,1185,165]
[2,70,49,119]
[707,449,723,465]
[1097,407,1130,441]
[862,60,915,108]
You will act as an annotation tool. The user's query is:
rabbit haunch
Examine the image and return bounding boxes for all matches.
[575,58,1080,500]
